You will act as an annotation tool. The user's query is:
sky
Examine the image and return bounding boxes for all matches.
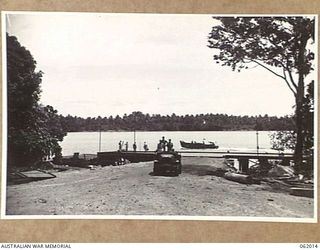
[5,12,304,118]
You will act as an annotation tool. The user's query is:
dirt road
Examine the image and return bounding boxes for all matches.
[6,158,314,218]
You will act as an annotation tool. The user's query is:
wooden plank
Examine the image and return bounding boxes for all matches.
[179,150,295,156]
[224,172,253,184]
[224,154,295,160]
[19,170,56,179]
[290,188,314,198]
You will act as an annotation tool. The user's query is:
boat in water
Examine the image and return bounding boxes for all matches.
[180,140,219,149]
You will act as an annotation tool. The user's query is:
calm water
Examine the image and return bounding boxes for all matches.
[60,131,278,155]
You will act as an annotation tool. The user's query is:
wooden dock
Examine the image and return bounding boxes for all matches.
[223,153,300,173]
[97,151,157,165]
[62,150,310,173]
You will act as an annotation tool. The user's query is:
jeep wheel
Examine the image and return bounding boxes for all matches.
[170,171,178,177]
[153,167,160,176]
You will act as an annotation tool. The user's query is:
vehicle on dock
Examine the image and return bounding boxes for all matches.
[180,140,219,149]
[153,151,182,176]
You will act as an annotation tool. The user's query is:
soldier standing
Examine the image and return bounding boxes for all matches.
[143,142,149,151]
[167,139,174,151]
[118,141,123,151]
[157,140,163,152]
[160,136,167,151]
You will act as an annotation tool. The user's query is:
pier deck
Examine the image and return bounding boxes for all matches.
[97,151,157,165]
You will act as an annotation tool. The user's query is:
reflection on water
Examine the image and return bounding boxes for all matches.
[60,131,278,155]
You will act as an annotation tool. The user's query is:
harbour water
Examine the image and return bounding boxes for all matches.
[60,131,280,156]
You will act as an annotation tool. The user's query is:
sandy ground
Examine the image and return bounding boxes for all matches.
[6,157,314,218]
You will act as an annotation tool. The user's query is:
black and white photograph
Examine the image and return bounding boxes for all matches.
[2,12,317,221]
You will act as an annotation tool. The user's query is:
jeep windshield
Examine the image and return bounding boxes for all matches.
[159,154,174,158]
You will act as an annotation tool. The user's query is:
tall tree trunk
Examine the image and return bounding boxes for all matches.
[294,82,304,173]
[294,35,308,173]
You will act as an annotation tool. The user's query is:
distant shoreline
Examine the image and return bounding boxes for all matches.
[59,112,295,133]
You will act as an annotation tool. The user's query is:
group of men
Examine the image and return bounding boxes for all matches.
[118,141,149,152]
[118,141,129,151]
[157,136,174,152]
[118,136,173,152]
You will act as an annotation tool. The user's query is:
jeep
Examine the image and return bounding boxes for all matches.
[153,151,182,176]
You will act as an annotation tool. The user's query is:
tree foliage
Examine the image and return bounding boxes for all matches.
[270,131,296,152]
[208,16,315,170]
[7,34,66,168]
[208,17,314,96]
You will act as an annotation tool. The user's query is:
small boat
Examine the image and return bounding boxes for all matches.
[180,140,219,149]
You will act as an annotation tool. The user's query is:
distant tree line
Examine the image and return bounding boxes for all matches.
[59,111,295,132]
